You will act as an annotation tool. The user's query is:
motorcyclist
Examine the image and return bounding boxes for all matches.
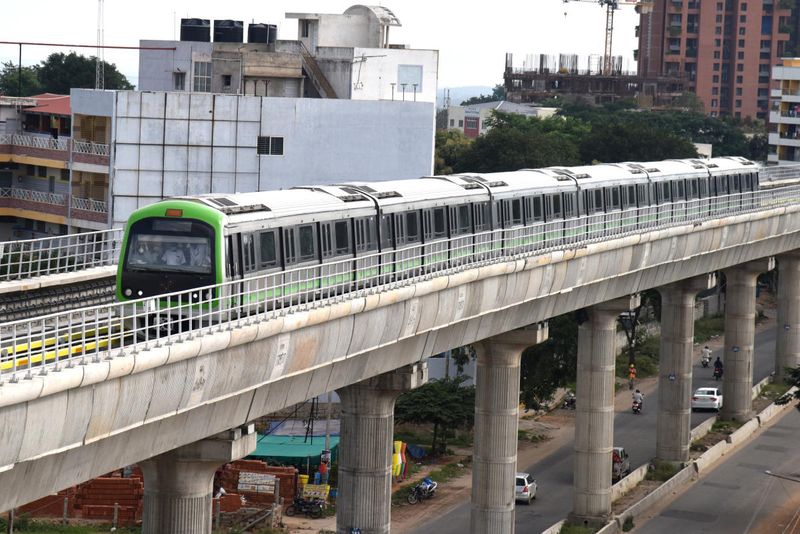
[701,346,712,364]
[714,356,723,372]
[632,389,644,410]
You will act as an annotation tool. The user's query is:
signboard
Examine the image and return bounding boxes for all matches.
[237,471,276,493]
[302,484,330,500]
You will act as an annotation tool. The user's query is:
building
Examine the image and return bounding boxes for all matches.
[138,5,438,105]
[768,57,800,163]
[636,0,793,119]
[445,101,557,138]
[0,94,109,240]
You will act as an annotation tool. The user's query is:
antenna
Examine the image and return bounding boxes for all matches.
[95,0,105,89]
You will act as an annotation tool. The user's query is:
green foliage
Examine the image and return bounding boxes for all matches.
[0,516,140,533]
[559,524,596,534]
[37,52,134,93]
[579,120,697,163]
[622,516,635,531]
[694,315,724,344]
[395,376,475,455]
[520,313,579,408]
[434,129,473,175]
[645,460,680,482]
[615,336,659,380]
[0,61,41,96]
[775,365,800,410]
[711,420,742,434]
[460,84,506,106]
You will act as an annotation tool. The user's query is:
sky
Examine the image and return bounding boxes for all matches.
[0,0,640,90]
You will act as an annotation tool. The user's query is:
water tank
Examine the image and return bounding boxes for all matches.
[180,18,210,42]
[247,23,269,44]
[267,24,277,44]
[214,20,244,43]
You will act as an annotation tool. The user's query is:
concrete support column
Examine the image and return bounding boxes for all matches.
[470,323,548,534]
[721,257,774,422]
[140,426,257,534]
[656,274,716,463]
[335,363,427,534]
[572,295,640,527]
[777,252,800,382]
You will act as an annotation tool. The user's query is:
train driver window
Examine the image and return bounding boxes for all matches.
[298,224,317,262]
[259,231,278,268]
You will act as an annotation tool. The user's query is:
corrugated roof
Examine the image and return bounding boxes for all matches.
[26,93,70,116]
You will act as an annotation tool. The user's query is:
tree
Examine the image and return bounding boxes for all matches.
[579,120,698,163]
[0,61,41,96]
[776,365,800,411]
[520,314,579,408]
[460,84,507,106]
[36,52,134,93]
[434,129,472,175]
[395,376,475,455]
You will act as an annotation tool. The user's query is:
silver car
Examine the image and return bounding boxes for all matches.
[515,472,537,504]
[691,387,723,411]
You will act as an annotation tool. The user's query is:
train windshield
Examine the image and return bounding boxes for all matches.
[125,218,214,274]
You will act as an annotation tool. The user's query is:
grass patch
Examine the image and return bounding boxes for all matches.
[0,517,140,534]
[390,462,468,506]
[694,315,724,344]
[759,382,790,401]
[616,337,660,380]
[645,460,680,482]
[711,420,743,435]
[518,430,551,443]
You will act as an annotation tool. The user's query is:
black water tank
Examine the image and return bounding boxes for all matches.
[247,23,269,44]
[180,18,211,42]
[267,24,277,44]
[214,20,244,43]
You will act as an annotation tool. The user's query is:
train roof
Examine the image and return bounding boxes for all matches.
[446,170,573,197]
[341,177,486,212]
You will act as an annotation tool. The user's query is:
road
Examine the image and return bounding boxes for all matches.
[634,407,800,533]
[412,327,778,534]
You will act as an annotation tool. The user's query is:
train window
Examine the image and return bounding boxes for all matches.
[732,174,741,193]
[283,228,297,264]
[225,236,233,277]
[659,182,671,203]
[546,194,562,219]
[491,200,501,229]
[298,224,316,262]
[744,173,752,191]
[320,224,333,258]
[355,217,377,253]
[503,199,523,226]
[699,178,709,198]
[434,207,447,238]
[688,179,699,199]
[259,231,278,268]
[333,220,351,255]
[242,233,256,272]
[563,193,576,218]
[380,214,393,249]
[451,204,471,235]
[586,189,603,213]
[532,197,543,220]
[606,187,620,210]
[624,185,636,208]
[474,202,490,231]
[406,211,420,242]
[637,184,648,206]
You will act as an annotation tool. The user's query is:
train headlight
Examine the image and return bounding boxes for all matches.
[192,293,198,300]
[124,288,132,297]
[137,290,143,296]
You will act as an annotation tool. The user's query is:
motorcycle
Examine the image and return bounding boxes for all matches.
[284,496,325,519]
[713,367,723,381]
[632,400,642,415]
[701,354,711,368]
[407,479,438,504]
[562,394,576,410]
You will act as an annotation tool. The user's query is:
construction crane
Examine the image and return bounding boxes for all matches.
[562,0,637,76]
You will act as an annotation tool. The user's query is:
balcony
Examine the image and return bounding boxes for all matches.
[0,133,109,167]
[0,187,107,224]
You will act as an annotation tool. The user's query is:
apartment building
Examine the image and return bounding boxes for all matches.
[445,102,557,138]
[636,0,793,119]
[768,57,800,162]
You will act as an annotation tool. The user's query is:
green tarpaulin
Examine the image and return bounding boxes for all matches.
[248,434,339,467]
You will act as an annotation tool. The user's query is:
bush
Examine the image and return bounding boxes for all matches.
[694,315,724,344]
[645,460,680,482]
[559,524,596,534]
[622,516,635,531]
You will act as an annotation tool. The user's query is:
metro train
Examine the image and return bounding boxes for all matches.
[116,156,762,307]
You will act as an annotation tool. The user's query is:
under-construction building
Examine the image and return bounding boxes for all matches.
[503,52,685,108]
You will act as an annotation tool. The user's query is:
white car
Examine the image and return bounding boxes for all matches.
[691,387,723,411]
[515,472,537,504]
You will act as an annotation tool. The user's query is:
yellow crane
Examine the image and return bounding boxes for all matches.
[562,0,638,75]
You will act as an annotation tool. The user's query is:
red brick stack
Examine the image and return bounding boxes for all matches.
[74,477,143,526]
[221,460,298,505]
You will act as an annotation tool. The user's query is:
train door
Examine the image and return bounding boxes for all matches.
[353,216,378,288]
[584,187,605,239]
[473,201,492,260]
[448,203,473,267]
[422,206,449,272]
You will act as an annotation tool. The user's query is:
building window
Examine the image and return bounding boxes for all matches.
[716,14,723,23]
[712,87,719,95]
[193,61,211,92]
[741,3,747,10]
[737,63,744,71]
[740,15,746,23]
[737,51,744,59]
[397,65,424,94]
[449,119,454,127]
[736,87,742,95]
[37,166,46,178]
[222,74,232,87]
[256,136,284,156]
[300,20,311,38]
[60,169,69,181]
[711,99,718,108]
[458,119,464,127]
[715,26,722,35]
[738,39,745,47]
[173,72,185,90]
[716,2,722,10]
[739,27,746,35]
[714,50,721,58]
[713,63,720,71]
[26,164,35,176]
[736,75,743,83]
[713,75,720,82]
[736,99,742,108]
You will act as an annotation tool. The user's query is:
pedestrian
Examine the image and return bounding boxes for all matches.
[628,363,637,390]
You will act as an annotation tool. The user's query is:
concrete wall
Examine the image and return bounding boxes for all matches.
[107,90,434,227]
[138,40,212,92]
[3,203,800,510]
[349,47,438,105]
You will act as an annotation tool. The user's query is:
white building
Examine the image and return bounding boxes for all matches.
[769,58,800,164]
[445,101,557,138]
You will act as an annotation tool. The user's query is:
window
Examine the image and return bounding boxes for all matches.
[257,136,284,155]
[242,233,256,272]
[354,217,377,252]
[715,38,721,46]
[713,75,720,83]
[739,27,746,35]
[740,15,746,23]
[173,72,186,91]
[736,75,743,83]
[736,99,742,108]
[716,2,722,10]
[458,119,464,127]
[453,204,471,235]
[405,211,420,242]
[711,99,718,107]
[738,39,745,47]
[397,64,423,93]
[449,119,454,127]
[26,164,35,176]
[737,51,744,59]
[300,20,311,38]
[737,63,744,71]
[736,87,742,95]
[465,117,479,129]
[192,61,211,92]
[222,74,232,87]
[741,2,747,10]
[259,231,277,268]
[714,50,721,58]
[37,166,46,178]
[712,87,719,95]
[298,224,316,262]
[60,168,69,181]
[713,63,720,71]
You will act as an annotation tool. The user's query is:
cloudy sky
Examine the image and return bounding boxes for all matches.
[0,0,640,89]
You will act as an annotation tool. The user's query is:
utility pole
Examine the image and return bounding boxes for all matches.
[95,0,105,90]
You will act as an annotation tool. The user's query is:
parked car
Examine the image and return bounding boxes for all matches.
[612,447,631,482]
[691,387,723,411]
[515,472,537,504]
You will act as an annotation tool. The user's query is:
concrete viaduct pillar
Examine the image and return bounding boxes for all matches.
[656,274,716,464]
[571,295,639,527]
[470,323,549,534]
[140,426,257,534]
[335,363,428,534]
[721,257,774,422]
[777,252,800,382]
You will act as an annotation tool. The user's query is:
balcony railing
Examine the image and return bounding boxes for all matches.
[0,187,66,206]
[72,197,108,213]
[72,140,110,157]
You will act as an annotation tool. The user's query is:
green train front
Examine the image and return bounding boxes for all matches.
[117,200,225,301]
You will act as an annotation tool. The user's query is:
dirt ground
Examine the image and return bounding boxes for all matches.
[282,301,779,534]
